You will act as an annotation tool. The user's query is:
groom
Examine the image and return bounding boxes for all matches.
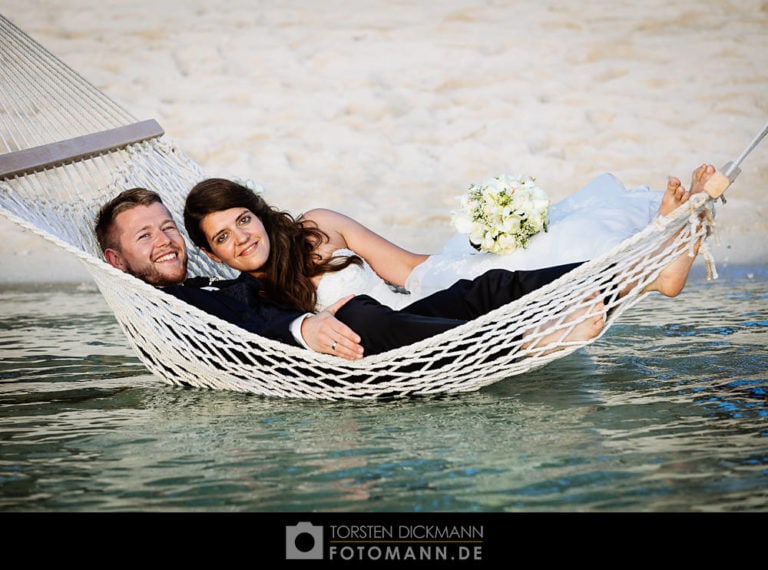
[95,188,587,358]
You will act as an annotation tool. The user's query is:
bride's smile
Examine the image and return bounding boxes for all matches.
[199,207,270,274]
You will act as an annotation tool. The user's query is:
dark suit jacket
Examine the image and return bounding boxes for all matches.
[164,275,303,347]
[164,263,583,355]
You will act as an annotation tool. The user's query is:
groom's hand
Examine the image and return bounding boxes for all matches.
[302,295,364,360]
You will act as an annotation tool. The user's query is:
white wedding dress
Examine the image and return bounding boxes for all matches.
[315,173,663,311]
[315,248,416,311]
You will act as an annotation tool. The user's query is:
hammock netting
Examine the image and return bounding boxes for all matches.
[0,15,722,399]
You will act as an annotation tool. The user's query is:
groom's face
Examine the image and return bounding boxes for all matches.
[104,202,189,286]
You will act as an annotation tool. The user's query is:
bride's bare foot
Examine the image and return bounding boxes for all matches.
[658,164,715,217]
[523,292,605,355]
[658,177,687,217]
[645,163,715,297]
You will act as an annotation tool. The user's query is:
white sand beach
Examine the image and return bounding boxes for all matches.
[1,0,766,282]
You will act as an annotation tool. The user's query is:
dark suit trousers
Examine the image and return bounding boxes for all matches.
[335,263,583,355]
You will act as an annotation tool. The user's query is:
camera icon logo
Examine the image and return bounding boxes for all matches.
[285,522,324,560]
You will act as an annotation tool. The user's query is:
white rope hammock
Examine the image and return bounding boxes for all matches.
[0,15,747,400]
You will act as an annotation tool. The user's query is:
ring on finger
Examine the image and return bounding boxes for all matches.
[331,340,337,351]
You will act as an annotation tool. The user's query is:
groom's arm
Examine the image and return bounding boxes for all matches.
[164,285,366,359]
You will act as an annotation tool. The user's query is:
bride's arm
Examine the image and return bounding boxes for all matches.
[300,208,428,287]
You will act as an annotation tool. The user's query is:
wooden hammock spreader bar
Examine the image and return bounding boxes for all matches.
[0,119,164,180]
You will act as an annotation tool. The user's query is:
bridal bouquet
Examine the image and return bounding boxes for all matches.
[451,173,550,255]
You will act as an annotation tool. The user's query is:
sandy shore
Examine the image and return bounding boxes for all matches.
[1,0,766,282]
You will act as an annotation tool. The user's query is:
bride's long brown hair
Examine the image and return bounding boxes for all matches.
[184,178,360,312]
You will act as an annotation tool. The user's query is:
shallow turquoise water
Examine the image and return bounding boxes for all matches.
[1,266,766,512]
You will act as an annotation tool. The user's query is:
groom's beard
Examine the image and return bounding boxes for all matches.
[129,248,189,286]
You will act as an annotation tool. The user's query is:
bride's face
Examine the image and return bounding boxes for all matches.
[199,207,270,275]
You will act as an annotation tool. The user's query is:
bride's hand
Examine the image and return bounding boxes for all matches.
[301,295,364,360]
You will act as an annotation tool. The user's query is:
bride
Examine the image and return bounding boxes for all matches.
[182,165,714,314]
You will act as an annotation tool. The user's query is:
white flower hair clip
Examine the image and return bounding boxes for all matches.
[231,177,266,195]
